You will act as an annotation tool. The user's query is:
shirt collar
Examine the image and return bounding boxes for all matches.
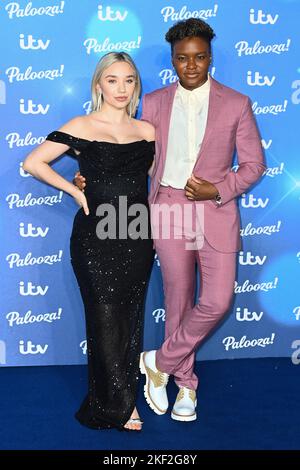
[177,75,210,102]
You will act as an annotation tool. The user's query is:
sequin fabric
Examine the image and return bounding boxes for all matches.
[46,131,155,430]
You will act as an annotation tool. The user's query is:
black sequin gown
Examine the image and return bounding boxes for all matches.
[46,131,154,430]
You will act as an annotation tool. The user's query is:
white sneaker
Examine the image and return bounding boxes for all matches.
[139,350,169,415]
[171,386,197,422]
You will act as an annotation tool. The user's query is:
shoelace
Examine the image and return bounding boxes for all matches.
[177,388,196,401]
[177,388,185,401]
[158,371,169,386]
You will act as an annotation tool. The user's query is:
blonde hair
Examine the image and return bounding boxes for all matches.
[91,52,141,116]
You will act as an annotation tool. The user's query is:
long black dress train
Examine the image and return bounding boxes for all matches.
[46,131,155,430]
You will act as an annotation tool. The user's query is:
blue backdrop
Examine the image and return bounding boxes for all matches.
[1,0,300,367]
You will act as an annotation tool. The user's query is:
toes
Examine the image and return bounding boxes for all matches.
[124,422,142,431]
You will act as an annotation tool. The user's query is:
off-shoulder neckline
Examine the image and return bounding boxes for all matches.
[49,130,155,145]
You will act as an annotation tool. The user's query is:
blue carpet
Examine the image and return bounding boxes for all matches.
[0,358,299,450]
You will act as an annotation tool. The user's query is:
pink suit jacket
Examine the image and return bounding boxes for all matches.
[141,77,265,253]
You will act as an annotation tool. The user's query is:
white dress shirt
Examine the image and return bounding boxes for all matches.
[161,77,210,189]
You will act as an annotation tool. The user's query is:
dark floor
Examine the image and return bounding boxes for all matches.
[0,357,299,450]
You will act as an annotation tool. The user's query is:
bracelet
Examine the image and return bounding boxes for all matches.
[214,193,222,206]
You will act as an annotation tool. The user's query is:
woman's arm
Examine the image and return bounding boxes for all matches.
[23,119,89,215]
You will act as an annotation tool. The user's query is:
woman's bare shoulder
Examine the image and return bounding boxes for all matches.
[58,115,92,138]
[134,119,155,141]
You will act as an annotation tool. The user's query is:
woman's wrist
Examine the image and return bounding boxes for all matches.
[69,184,82,197]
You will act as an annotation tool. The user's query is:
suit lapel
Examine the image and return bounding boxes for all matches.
[159,83,177,167]
[158,78,223,176]
[196,77,223,159]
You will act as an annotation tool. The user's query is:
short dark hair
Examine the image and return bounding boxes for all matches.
[165,18,215,53]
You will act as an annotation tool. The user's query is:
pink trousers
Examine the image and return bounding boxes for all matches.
[152,186,236,390]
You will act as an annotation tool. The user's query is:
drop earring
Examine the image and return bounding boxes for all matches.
[96,91,102,111]
[129,99,134,118]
